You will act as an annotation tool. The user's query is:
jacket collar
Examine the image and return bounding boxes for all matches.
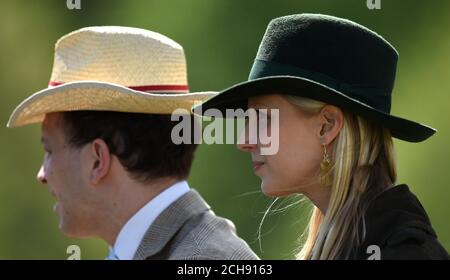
[133,189,211,260]
[353,184,437,258]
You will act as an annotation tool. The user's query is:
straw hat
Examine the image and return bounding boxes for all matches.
[7,26,216,127]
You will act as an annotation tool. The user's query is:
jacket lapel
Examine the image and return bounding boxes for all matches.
[133,189,211,260]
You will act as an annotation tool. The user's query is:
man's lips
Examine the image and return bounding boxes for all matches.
[48,189,60,213]
[49,190,59,212]
[53,202,59,213]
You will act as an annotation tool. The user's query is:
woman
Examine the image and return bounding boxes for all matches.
[195,14,449,259]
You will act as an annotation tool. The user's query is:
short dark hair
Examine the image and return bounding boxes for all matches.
[61,111,198,183]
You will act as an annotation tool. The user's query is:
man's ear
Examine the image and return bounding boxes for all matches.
[317,105,344,145]
[89,139,111,185]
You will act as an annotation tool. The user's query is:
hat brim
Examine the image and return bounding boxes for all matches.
[8,81,217,128]
[194,76,436,143]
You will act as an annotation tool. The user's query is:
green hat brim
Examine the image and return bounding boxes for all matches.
[194,76,436,143]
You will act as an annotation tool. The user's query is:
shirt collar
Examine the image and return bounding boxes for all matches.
[113,180,190,260]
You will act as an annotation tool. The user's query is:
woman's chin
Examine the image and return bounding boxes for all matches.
[261,181,292,197]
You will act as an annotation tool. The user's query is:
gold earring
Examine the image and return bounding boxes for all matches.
[320,143,332,186]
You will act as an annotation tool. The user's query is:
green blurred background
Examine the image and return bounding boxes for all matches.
[0,0,449,259]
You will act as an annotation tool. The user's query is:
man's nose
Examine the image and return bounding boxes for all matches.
[36,165,47,185]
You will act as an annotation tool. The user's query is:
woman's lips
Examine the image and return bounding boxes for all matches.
[252,161,265,171]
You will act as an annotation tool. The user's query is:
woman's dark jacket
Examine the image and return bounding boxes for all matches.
[350,184,449,260]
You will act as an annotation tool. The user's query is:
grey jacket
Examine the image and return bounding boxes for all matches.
[133,189,259,260]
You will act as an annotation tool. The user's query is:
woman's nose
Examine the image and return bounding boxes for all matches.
[237,125,258,152]
[36,165,48,185]
[237,141,257,152]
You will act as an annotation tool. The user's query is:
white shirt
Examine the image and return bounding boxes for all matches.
[112,180,190,260]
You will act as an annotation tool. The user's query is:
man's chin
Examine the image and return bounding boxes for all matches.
[59,222,74,237]
[60,226,86,239]
[58,219,80,238]
[59,222,96,239]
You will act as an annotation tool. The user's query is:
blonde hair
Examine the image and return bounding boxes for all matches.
[286,95,397,260]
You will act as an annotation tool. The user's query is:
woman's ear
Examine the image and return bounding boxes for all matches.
[317,105,344,145]
[89,139,111,185]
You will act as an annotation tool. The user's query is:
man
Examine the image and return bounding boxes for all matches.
[7,26,258,260]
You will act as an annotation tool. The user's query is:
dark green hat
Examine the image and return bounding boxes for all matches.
[195,14,436,142]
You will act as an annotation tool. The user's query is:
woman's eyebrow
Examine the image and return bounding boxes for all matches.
[249,101,282,110]
[249,102,269,108]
